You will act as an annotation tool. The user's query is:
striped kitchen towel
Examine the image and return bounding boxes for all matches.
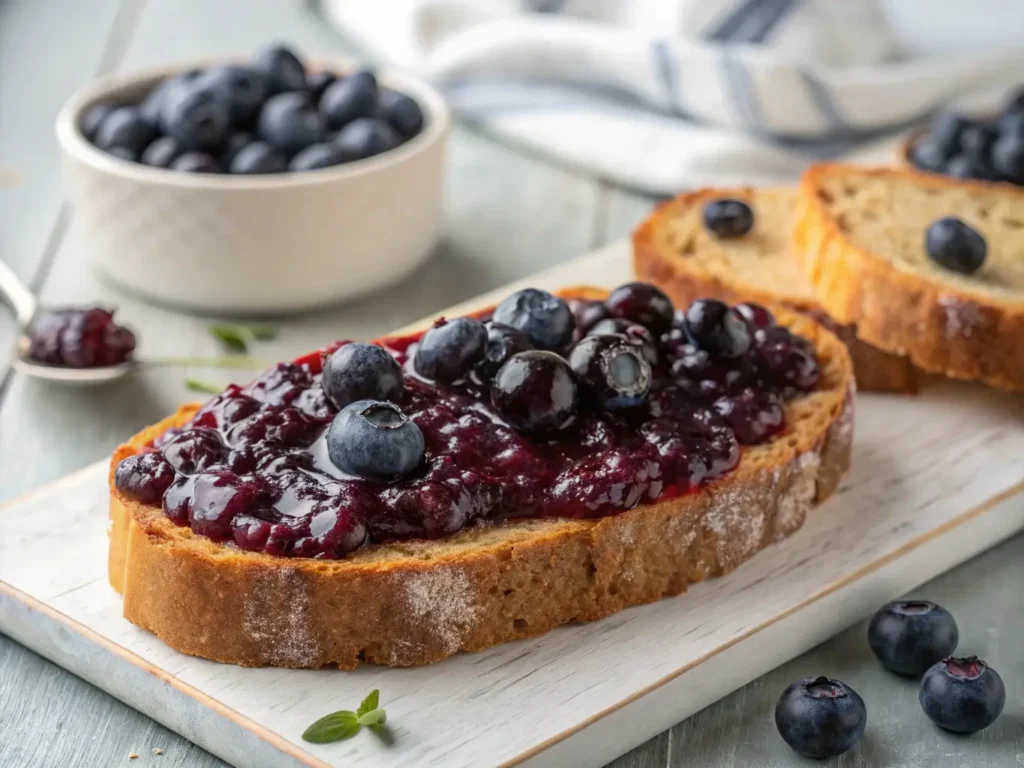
[322,0,1024,194]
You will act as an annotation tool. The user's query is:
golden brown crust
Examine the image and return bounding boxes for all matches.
[631,187,923,394]
[108,289,854,669]
[794,164,1024,392]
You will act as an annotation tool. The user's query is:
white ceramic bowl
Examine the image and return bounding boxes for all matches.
[56,62,450,314]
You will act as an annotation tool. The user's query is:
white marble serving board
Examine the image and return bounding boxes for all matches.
[1,242,1023,768]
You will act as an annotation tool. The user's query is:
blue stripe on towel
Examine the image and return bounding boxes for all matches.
[722,51,767,135]
[741,0,798,43]
[651,40,682,114]
[800,70,850,133]
[705,0,771,42]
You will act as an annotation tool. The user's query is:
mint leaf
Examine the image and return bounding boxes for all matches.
[184,377,224,394]
[357,689,379,718]
[357,708,386,727]
[209,324,278,353]
[302,710,360,744]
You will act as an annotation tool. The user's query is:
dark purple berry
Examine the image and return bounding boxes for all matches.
[682,299,752,357]
[229,141,286,174]
[321,342,403,410]
[161,428,228,474]
[735,302,775,330]
[140,136,182,168]
[775,677,866,759]
[926,217,986,275]
[334,117,400,161]
[320,71,378,130]
[587,318,658,365]
[713,388,784,444]
[114,453,175,503]
[919,657,1005,734]
[288,142,344,172]
[414,317,487,383]
[491,351,578,433]
[492,288,575,350]
[160,82,231,152]
[189,471,256,541]
[568,334,651,410]
[195,65,267,126]
[258,92,326,155]
[252,43,305,95]
[95,106,156,155]
[605,282,674,335]
[377,88,423,139]
[703,198,754,238]
[868,600,959,677]
[477,322,534,378]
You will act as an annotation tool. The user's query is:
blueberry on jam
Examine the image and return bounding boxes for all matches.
[587,318,658,365]
[413,317,487,383]
[492,288,575,350]
[703,199,754,238]
[327,400,425,478]
[713,388,784,445]
[568,334,652,410]
[681,299,752,358]
[605,282,674,336]
[755,326,820,392]
[568,298,610,335]
[925,217,986,275]
[114,453,175,504]
[478,321,534,378]
[321,342,402,409]
[735,302,775,331]
[491,351,578,433]
[161,428,228,474]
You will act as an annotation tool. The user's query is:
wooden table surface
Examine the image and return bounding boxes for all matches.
[1,1,1021,766]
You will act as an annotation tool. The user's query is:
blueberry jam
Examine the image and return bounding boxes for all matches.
[26,307,136,368]
[115,285,821,559]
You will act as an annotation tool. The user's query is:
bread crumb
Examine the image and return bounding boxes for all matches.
[128,753,138,761]
[152,747,164,755]
[938,295,982,339]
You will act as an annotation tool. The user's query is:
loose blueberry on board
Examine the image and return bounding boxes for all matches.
[925,217,987,275]
[992,134,1024,184]
[605,282,674,336]
[114,453,176,504]
[413,317,488,384]
[196,65,267,126]
[258,91,326,155]
[81,103,116,142]
[568,334,652,410]
[320,72,378,130]
[491,351,579,433]
[587,318,658,365]
[288,142,344,172]
[140,136,182,168]
[377,88,424,139]
[160,83,231,152]
[327,400,425,478]
[868,600,959,677]
[229,141,287,174]
[775,676,867,759]
[94,106,156,155]
[305,70,336,104]
[735,302,775,331]
[334,117,401,161]
[492,288,575,350]
[681,299,752,358]
[919,656,1005,734]
[703,198,755,238]
[321,342,403,410]
[252,43,306,95]
[477,322,534,378]
[170,152,220,173]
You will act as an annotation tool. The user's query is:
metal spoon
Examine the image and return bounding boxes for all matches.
[0,260,264,386]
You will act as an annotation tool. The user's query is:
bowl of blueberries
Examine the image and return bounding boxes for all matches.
[56,43,450,314]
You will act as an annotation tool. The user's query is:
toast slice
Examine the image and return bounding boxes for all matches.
[795,164,1024,392]
[109,287,854,670]
[632,187,923,393]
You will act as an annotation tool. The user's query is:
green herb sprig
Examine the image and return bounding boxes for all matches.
[209,323,278,354]
[302,689,389,744]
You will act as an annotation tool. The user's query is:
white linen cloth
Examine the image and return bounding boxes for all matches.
[323,0,1024,194]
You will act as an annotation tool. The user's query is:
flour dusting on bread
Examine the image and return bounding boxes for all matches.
[403,567,477,654]
[243,568,317,666]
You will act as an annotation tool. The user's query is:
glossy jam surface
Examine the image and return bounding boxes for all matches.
[115,295,820,559]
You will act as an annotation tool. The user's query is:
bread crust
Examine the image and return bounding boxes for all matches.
[632,187,923,394]
[794,164,1024,392]
[108,290,854,669]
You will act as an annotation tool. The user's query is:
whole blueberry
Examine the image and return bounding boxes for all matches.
[160,82,231,151]
[334,117,400,161]
[170,152,220,173]
[909,139,948,173]
[140,136,182,168]
[195,65,267,126]
[252,43,305,95]
[928,112,970,155]
[568,299,609,335]
[682,299,752,357]
[958,122,997,164]
[220,132,253,167]
[477,321,534,378]
[114,452,175,504]
[868,600,959,676]
[229,141,287,174]
[107,146,138,163]
[258,92,326,155]
[414,317,487,383]
[703,198,754,238]
[81,103,116,142]
[306,70,336,104]
[327,400,424,478]
[605,282,675,335]
[95,106,156,154]
[925,217,986,275]
[320,72,378,130]
[321,342,403,410]
[991,134,1024,183]
[587,318,658,365]
[492,288,575,350]
[920,656,1005,734]
[377,88,424,139]
[139,73,200,126]
[735,302,775,330]
[288,142,343,172]
[775,676,866,759]
[998,109,1024,138]
[568,334,652,410]
[491,351,578,433]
